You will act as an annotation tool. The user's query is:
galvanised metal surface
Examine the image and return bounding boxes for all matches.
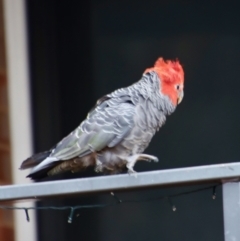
[0,162,240,201]
[222,182,240,241]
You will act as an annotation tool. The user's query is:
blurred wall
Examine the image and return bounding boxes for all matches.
[26,1,240,241]
[2,1,36,241]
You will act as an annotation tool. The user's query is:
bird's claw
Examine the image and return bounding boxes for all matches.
[138,154,159,163]
[127,168,138,178]
[152,156,159,163]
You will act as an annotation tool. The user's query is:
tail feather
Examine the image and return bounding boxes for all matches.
[20,151,51,170]
[27,162,62,180]
[29,156,59,175]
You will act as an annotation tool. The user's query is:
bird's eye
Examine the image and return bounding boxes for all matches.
[176,85,180,90]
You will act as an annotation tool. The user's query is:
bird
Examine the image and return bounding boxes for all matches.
[20,57,184,180]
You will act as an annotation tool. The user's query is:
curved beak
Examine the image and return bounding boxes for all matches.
[177,90,184,105]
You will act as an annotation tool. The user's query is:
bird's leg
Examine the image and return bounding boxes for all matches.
[125,153,158,177]
[135,154,159,163]
[94,159,103,173]
[126,155,138,177]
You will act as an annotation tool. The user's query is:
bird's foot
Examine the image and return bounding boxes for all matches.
[137,154,159,163]
[125,153,158,177]
[125,155,139,177]
[127,166,138,178]
[95,160,103,173]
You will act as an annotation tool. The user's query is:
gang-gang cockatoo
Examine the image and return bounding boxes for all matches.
[20,57,184,179]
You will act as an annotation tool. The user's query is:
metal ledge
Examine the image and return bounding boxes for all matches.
[0,162,240,201]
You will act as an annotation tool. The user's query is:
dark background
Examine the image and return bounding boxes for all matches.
[26,1,240,241]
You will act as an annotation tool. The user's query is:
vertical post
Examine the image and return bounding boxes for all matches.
[3,0,36,241]
[222,182,240,241]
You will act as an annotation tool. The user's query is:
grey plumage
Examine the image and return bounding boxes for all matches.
[21,71,176,179]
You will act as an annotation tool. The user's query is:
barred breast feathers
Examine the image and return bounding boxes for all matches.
[130,71,176,130]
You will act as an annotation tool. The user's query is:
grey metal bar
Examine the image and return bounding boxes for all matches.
[222,182,240,241]
[0,162,240,201]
